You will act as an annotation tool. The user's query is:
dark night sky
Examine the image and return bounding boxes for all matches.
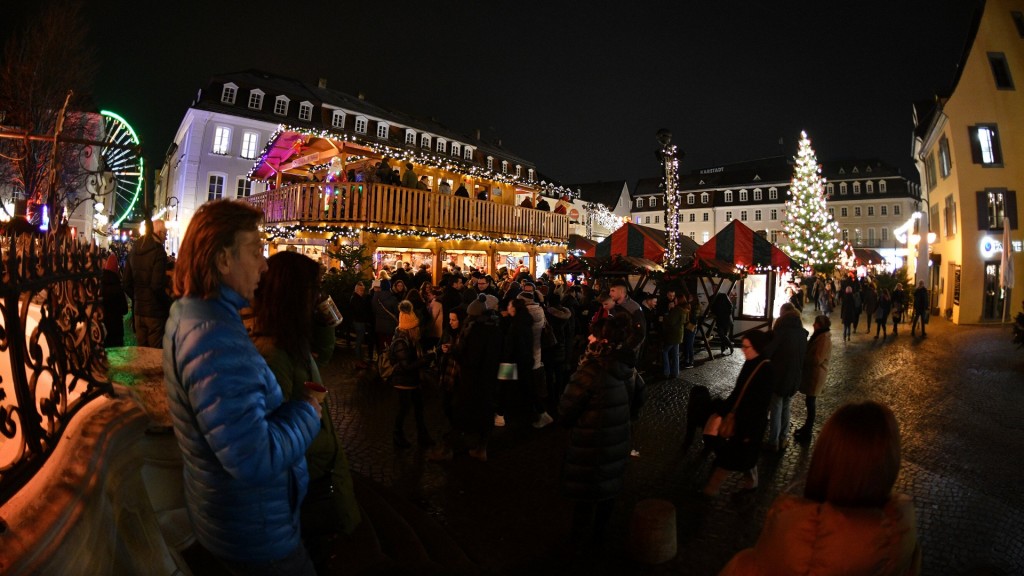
[4,1,981,187]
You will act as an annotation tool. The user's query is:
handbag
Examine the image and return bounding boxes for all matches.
[541,320,559,348]
[707,359,769,440]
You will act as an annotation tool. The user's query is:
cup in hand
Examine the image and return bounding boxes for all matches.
[303,381,328,403]
[316,296,343,327]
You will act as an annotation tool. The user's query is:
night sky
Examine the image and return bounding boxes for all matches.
[5,1,981,187]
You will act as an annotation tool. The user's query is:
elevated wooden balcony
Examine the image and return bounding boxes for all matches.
[247,182,569,242]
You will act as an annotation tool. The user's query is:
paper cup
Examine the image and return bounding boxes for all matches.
[316,296,343,327]
[303,381,328,403]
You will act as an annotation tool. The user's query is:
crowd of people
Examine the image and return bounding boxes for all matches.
[806,273,930,341]
[150,199,919,574]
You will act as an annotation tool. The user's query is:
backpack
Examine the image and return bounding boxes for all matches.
[377,347,395,380]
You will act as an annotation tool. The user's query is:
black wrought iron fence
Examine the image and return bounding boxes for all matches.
[0,230,113,506]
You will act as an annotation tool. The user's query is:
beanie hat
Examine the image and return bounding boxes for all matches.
[483,294,499,311]
[517,292,534,302]
[467,294,486,317]
[398,300,419,330]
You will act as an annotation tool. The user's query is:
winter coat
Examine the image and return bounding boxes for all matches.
[712,357,774,471]
[524,301,545,369]
[913,286,929,314]
[891,288,907,320]
[252,324,360,536]
[542,305,573,365]
[718,493,921,576]
[401,167,418,189]
[454,312,503,432]
[841,292,859,324]
[123,233,171,319]
[764,311,808,397]
[102,268,129,346]
[347,291,373,324]
[558,354,633,502]
[661,305,686,345]
[163,287,319,563]
[876,296,893,322]
[504,310,538,378]
[863,287,879,317]
[389,329,431,390]
[799,329,832,397]
[372,289,400,334]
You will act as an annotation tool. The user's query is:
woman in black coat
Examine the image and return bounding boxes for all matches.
[703,330,775,497]
[454,299,503,460]
[101,254,129,347]
[558,314,634,546]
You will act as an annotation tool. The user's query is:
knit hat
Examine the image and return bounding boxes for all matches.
[483,294,499,311]
[398,300,419,330]
[517,292,534,302]
[467,294,487,317]
[103,254,118,272]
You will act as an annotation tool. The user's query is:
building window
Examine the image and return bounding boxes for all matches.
[437,139,446,153]
[826,183,834,196]
[212,126,231,155]
[770,209,778,220]
[486,156,494,171]
[405,130,416,145]
[978,189,1015,230]
[701,192,709,204]
[332,110,345,129]
[645,216,650,224]
[841,207,848,218]
[636,198,643,208]
[274,96,289,116]
[208,174,225,201]
[854,206,862,217]
[867,228,876,244]
[829,208,834,219]
[1014,11,1024,37]
[689,213,695,222]
[516,165,522,177]
[988,52,1015,89]
[867,206,874,217]
[703,212,709,222]
[753,188,762,201]
[925,154,938,190]
[842,229,849,242]
[739,189,748,202]
[501,160,508,174]
[451,142,461,157]
[853,182,861,194]
[464,147,474,161]
[939,136,952,177]
[654,215,660,223]
[969,124,1003,166]
[355,116,367,134]
[420,134,431,149]
[240,131,259,159]
[298,102,313,122]
[879,180,887,193]
[881,228,888,242]
[236,177,252,198]
[881,205,888,216]
[894,204,901,216]
[248,89,264,110]
[528,168,535,180]
[770,230,779,243]
[687,193,695,205]
[377,122,389,139]
[740,210,748,221]
[702,231,710,243]
[754,209,762,221]
[769,187,778,200]
[854,229,863,244]
[866,181,874,194]
[840,182,848,195]
[725,211,733,221]
[221,83,237,104]
[724,191,733,203]
[689,231,696,240]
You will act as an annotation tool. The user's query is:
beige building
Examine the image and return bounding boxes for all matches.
[913,0,1023,323]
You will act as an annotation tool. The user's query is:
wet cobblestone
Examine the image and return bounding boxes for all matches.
[322,311,1024,575]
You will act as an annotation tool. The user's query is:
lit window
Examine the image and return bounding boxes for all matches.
[867,206,875,216]
[377,122,390,139]
[420,134,431,149]
[406,130,416,145]
[769,187,778,200]
[298,102,313,122]
[854,229,863,244]
[753,189,762,201]
[236,178,252,198]
[842,229,849,242]
[240,131,259,159]
[702,231,710,242]
[980,189,1009,229]
[754,209,762,221]
[248,89,264,110]
[355,116,367,134]
[274,96,289,116]
[208,174,225,201]
[739,190,748,202]
[969,124,1003,166]
[724,191,733,203]
[437,139,446,153]
[688,194,695,205]
[221,83,237,104]
[212,126,231,155]
[332,110,345,129]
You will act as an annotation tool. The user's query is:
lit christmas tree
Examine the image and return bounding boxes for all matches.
[782,131,842,271]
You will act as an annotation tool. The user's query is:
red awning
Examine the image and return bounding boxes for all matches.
[694,220,800,274]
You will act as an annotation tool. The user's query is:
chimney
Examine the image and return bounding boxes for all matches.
[318,78,327,89]
[497,138,502,147]
[474,128,481,140]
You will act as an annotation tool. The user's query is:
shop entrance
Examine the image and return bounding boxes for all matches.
[982,261,1004,321]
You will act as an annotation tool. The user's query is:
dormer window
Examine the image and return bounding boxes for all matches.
[274,96,290,116]
[420,134,431,149]
[826,183,834,196]
[866,165,873,173]
[377,122,390,139]
[298,101,313,122]
[769,187,778,200]
[700,192,709,203]
[840,182,848,195]
[436,139,446,153]
[354,116,367,134]
[739,189,748,202]
[332,110,345,129]
[486,156,494,171]
[528,168,535,180]
[879,180,887,193]
[853,182,861,194]
[753,188,762,201]
[221,83,237,105]
[688,193,695,205]
[852,166,859,173]
[464,146,474,161]
[248,89,264,110]
[866,181,874,194]
[839,167,846,174]
[451,142,461,157]
[501,160,508,174]
[515,165,522,177]
[724,190,733,203]
[405,129,416,145]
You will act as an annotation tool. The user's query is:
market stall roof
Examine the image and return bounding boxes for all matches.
[852,247,886,265]
[548,254,663,276]
[585,222,697,263]
[694,219,800,274]
[249,129,382,182]
[568,234,598,253]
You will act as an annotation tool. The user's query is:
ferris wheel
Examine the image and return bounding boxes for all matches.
[98,110,144,228]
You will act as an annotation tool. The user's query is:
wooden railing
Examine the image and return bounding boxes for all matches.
[248,183,569,241]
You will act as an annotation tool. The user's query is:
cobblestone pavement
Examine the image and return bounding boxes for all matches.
[322,310,1024,576]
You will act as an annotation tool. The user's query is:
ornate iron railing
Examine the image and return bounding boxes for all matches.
[0,231,113,506]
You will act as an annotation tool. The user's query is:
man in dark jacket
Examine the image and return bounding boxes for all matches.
[123,219,171,347]
[763,302,808,451]
[348,282,373,367]
[911,281,929,337]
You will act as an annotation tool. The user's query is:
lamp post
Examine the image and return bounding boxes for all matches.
[656,129,684,268]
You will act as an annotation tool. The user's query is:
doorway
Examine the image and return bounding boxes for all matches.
[982,261,1004,321]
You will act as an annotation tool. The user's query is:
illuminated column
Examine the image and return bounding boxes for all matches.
[656,129,683,267]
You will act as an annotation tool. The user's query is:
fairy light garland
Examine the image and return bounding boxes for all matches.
[264,223,565,247]
[781,131,841,270]
[657,130,683,268]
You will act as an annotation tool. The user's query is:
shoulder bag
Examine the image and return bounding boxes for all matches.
[710,359,769,439]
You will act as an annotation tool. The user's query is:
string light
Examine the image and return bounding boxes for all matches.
[781,131,841,271]
[263,223,564,247]
[657,130,683,268]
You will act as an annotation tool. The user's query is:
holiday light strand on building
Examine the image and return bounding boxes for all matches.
[657,129,683,268]
[781,131,841,270]
[263,223,565,247]
[587,202,624,234]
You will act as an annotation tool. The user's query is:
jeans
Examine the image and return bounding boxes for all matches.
[683,330,696,365]
[768,393,792,445]
[662,343,680,377]
[134,315,166,348]
[911,311,927,334]
[351,321,367,360]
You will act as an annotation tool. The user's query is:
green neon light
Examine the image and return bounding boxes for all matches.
[101,110,143,228]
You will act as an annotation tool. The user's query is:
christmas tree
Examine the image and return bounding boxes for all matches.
[782,131,842,271]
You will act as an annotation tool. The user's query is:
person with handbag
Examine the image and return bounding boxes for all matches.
[250,251,361,573]
[702,330,775,497]
[390,300,436,448]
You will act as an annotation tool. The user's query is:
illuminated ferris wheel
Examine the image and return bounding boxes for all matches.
[98,110,144,228]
